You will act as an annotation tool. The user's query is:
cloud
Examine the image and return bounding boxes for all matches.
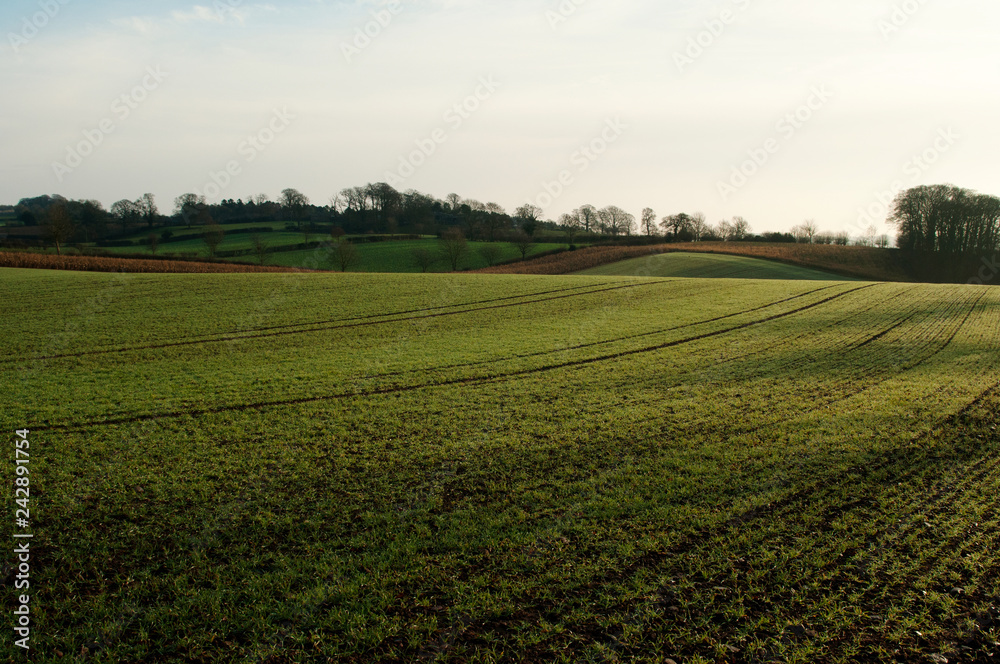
[171,5,247,25]
[111,16,160,35]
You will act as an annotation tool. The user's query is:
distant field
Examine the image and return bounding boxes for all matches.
[99,236,567,272]
[576,251,857,281]
[265,239,567,272]
[4,268,999,662]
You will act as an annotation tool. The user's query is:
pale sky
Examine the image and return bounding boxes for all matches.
[2,0,999,235]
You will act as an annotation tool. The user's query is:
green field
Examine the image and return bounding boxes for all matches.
[99,237,566,273]
[266,240,566,273]
[577,251,858,281]
[3,269,999,662]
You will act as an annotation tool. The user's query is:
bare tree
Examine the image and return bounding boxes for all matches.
[251,233,271,265]
[147,232,159,254]
[173,193,205,228]
[332,240,359,272]
[577,204,599,233]
[446,193,462,211]
[439,228,468,270]
[478,243,504,267]
[203,223,225,258]
[42,204,75,255]
[515,204,543,236]
[792,219,818,243]
[136,193,157,228]
[641,207,658,236]
[411,247,437,273]
[511,230,536,259]
[690,212,709,241]
[559,211,582,246]
[717,219,734,241]
[660,213,693,240]
[111,199,143,230]
[599,205,635,236]
[730,216,752,240]
[281,188,310,229]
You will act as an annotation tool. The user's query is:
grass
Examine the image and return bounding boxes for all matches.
[2,269,999,662]
[576,251,858,281]
[264,239,567,272]
[99,237,567,273]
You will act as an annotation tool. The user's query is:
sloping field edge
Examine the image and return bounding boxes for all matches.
[474,243,922,282]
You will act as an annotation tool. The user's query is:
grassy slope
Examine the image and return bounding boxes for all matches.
[3,270,999,662]
[576,251,858,281]
[479,243,916,282]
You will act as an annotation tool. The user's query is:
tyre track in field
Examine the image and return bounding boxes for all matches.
[612,285,974,445]
[12,281,668,363]
[348,282,846,383]
[428,379,1000,659]
[32,284,876,431]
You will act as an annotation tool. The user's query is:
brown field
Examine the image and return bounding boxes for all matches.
[476,242,926,282]
[0,251,307,274]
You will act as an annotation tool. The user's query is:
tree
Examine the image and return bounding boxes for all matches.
[280,188,310,229]
[111,199,142,230]
[720,217,753,242]
[203,223,225,258]
[510,230,536,259]
[577,204,599,233]
[559,211,582,246]
[890,184,1000,253]
[77,199,109,241]
[641,208,658,236]
[660,213,693,240]
[599,205,634,237]
[42,203,75,255]
[482,202,508,242]
[478,243,504,267]
[147,232,159,254]
[690,212,709,241]
[411,247,437,272]
[515,204,543,236]
[791,219,818,243]
[139,193,158,228]
[173,193,205,228]
[331,240,359,272]
[438,228,468,271]
[251,233,271,265]
[446,193,462,211]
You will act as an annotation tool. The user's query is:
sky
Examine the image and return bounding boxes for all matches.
[2,0,999,236]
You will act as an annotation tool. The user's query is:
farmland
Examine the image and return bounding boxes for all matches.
[577,251,856,281]
[3,268,999,662]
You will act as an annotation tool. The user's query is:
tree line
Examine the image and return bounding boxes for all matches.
[9,183,996,258]
[890,184,1000,254]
